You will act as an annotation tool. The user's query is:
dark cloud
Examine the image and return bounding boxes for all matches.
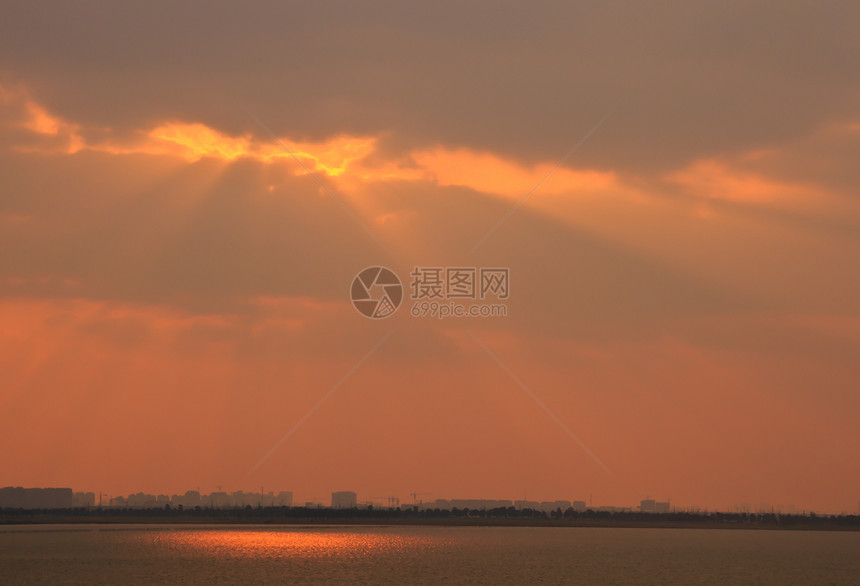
[2,1,859,173]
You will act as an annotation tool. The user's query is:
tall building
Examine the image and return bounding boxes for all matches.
[208,492,231,508]
[640,498,671,513]
[275,491,293,507]
[73,492,95,508]
[640,499,656,513]
[331,491,357,509]
[540,500,571,513]
[0,487,73,509]
[171,490,202,508]
[127,493,157,508]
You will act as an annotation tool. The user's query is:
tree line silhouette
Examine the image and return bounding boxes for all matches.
[2,505,859,530]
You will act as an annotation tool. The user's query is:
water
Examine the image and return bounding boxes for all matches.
[1,524,858,584]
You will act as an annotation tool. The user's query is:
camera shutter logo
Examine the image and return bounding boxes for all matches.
[350,267,403,319]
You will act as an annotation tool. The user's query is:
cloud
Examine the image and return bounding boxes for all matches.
[2,1,859,173]
[412,147,617,197]
[2,84,858,334]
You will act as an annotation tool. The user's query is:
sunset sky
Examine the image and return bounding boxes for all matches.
[1,1,859,513]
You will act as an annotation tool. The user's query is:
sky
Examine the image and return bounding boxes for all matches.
[1,1,859,513]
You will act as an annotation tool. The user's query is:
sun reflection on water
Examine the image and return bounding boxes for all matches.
[135,528,446,560]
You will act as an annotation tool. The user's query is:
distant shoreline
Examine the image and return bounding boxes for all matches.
[2,509,859,531]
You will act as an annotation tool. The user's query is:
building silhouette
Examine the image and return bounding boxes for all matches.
[331,491,357,509]
[640,498,671,513]
[73,491,95,507]
[0,487,73,509]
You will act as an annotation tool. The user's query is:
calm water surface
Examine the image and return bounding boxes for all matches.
[1,524,858,584]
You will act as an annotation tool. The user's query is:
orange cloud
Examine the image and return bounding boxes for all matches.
[6,82,859,237]
[0,84,85,154]
[666,159,808,204]
[146,122,378,176]
[4,86,622,195]
[1,85,381,176]
[23,101,62,135]
[412,147,617,197]
[665,121,860,217]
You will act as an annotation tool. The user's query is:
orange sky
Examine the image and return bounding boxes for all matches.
[1,2,859,513]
